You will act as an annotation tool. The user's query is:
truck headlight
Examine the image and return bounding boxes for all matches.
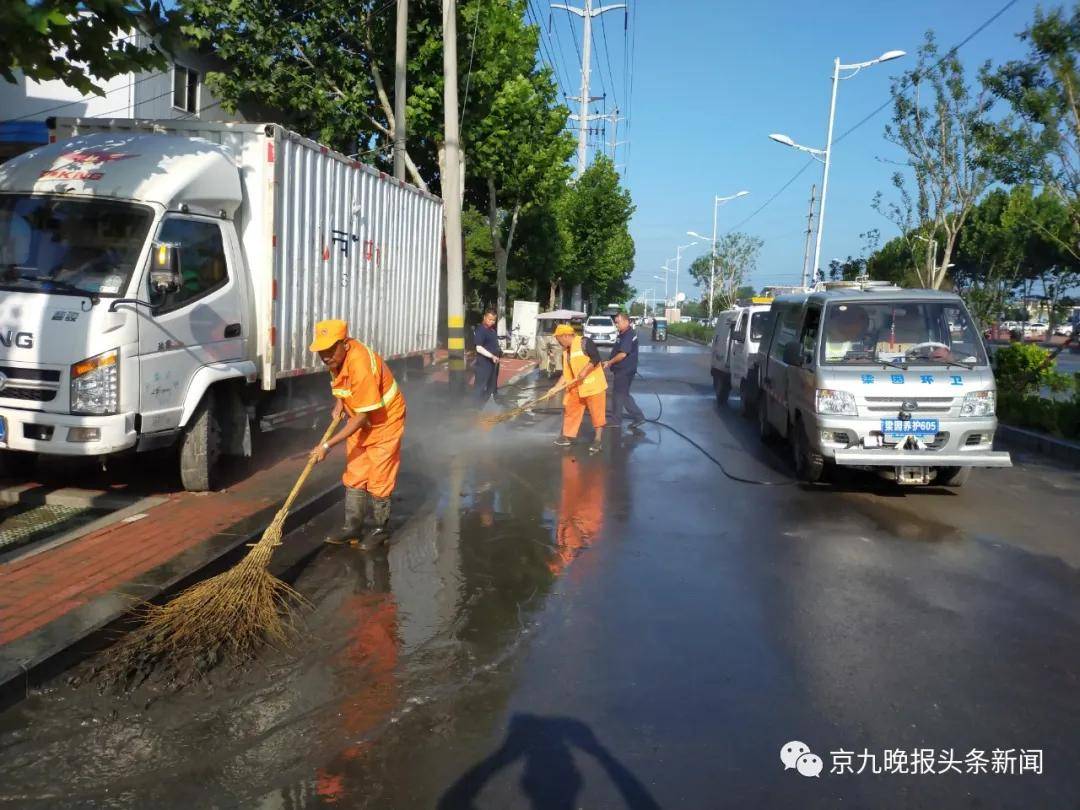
[71,349,119,415]
[816,388,857,416]
[960,390,995,417]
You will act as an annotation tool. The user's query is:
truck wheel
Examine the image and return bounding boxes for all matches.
[0,450,37,480]
[713,372,731,405]
[739,378,755,418]
[936,466,971,488]
[792,417,826,483]
[179,393,222,492]
[758,397,777,443]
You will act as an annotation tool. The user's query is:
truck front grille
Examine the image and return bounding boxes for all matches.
[863,396,954,414]
[0,366,62,404]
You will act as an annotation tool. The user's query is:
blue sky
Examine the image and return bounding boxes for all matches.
[536,0,1043,302]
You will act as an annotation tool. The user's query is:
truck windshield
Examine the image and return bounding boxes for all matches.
[820,300,988,367]
[0,195,153,297]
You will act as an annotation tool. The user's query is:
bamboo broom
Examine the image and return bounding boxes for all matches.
[105,415,344,684]
[479,380,569,428]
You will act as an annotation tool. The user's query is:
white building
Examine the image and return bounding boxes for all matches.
[0,30,241,161]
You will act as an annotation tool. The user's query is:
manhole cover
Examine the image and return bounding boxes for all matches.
[0,504,106,554]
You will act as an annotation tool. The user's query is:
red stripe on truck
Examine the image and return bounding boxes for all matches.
[267,142,275,163]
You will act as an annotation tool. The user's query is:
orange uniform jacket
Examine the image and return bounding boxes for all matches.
[331,339,407,497]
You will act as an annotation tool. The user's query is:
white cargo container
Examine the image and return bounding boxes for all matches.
[0,118,443,489]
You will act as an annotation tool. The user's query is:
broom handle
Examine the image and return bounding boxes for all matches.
[276,414,345,518]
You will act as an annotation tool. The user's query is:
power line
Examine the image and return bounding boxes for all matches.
[460,0,485,124]
[597,8,619,110]
[833,0,1021,145]
[721,0,1021,236]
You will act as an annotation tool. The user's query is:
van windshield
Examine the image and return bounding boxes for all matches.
[0,195,153,297]
[749,311,771,341]
[820,300,988,367]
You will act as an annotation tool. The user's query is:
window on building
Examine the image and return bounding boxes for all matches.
[173,66,199,114]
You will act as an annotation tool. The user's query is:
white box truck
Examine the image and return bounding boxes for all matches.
[0,118,443,490]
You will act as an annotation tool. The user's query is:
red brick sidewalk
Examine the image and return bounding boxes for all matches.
[0,442,335,649]
[426,355,535,387]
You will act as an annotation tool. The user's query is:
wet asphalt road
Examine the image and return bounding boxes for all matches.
[2,331,1079,809]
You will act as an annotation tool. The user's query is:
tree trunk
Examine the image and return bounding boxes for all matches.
[485,177,522,334]
[549,280,558,309]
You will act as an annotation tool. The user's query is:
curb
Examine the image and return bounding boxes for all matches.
[506,362,538,386]
[997,424,1080,469]
[0,476,342,699]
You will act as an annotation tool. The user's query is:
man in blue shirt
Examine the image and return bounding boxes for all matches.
[603,311,645,430]
[473,309,502,404]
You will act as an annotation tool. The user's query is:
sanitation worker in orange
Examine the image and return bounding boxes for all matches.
[551,324,607,454]
[310,320,406,551]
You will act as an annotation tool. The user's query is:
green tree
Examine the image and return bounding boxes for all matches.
[982,4,1080,237]
[558,156,636,308]
[1,0,169,95]
[687,232,762,311]
[876,31,994,288]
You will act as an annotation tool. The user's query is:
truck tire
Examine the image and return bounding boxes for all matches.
[0,450,37,480]
[792,416,826,483]
[713,372,731,405]
[758,397,777,443]
[179,393,222,492]
[936,466,971,488]
[739,377,755,418]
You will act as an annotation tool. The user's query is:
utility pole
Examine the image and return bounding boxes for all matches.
[801,184,816,289]
[393,0,408,180]
[553,0,625,178]
[554,0,624,313]
[602,107,625,161]
[443,0,465,395]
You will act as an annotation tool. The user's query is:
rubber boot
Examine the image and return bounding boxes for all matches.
[325,488,369,545]
[359,496,392,552]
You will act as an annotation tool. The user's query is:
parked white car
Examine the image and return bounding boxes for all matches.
[583,315,618,346]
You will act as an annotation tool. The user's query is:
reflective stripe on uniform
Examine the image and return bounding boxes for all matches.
[332,388,352,398]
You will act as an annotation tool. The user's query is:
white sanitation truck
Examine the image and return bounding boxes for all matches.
[0,118,443,490]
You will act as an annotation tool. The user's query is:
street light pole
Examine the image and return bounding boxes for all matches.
[674,241,696,309]
[811,58,841,287]
[769,50,904,286]
[689,191,748,319]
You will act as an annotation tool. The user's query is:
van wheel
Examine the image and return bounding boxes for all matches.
[713,372,731,405]
[179,393,222,492]
[758,397,777,443]
[936,466,970,488]
[0,450,37,480]
[792,417,826,483]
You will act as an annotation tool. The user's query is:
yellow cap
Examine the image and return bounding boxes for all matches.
[554,324,575,336]
[310,319,348,352]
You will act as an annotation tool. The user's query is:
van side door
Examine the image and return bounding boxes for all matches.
[763,304,802,436]
[791,304,822,423]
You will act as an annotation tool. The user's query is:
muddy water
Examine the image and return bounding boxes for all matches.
[0,391,609,808]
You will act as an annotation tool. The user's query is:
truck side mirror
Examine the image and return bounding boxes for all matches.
[149,242,182,294]
[782,341,803,366]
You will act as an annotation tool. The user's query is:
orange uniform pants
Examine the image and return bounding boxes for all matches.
[343,414,405,499]
[562,388,607,438]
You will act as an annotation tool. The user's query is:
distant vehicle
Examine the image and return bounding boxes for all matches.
[1024,322,1049,334]
[1053,322,1077,336]
[629,316,641,327]
[535,309,586,376]
[756,283,1011,486]
[643,317,653,326]
[652,317,668,342]
[679,316,692,323]
[584,315,618,346]
[710,303,774,415]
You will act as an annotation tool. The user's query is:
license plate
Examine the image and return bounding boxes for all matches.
[881,418,939,438]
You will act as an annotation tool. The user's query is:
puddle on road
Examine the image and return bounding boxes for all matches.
[0,419,626,808]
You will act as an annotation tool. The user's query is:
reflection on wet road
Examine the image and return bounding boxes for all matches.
[1,332,1079,809]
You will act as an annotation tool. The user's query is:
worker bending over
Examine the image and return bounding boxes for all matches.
[552,324,606,454]
[310,320,406,551]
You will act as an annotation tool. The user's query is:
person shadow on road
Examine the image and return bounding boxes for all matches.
[437,713,662,810]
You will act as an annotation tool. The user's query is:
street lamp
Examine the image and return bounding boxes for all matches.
[655,262,672,304]
[687,190,749,319]
[674,241,697,310]
[770,49,905,286]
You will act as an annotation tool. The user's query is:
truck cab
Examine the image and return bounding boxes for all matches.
[756,282,1011,485]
